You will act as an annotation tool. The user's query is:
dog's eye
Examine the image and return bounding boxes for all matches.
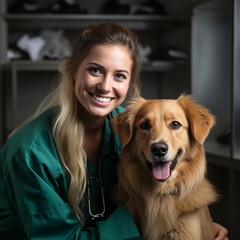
[170,121,182,129]
[140,121,152,130]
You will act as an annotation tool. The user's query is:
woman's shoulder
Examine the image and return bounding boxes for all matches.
[0,107,58,165]
[9,107,55,143]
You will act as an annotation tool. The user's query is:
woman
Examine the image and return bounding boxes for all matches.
[0,22,228,239]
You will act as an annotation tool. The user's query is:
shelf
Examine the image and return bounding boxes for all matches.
[142,61,189,72]
[2,60,60,71]
[204,139,231,158]
[3,14,190,30]
[205,140,240,171]
[207,152,240,171]
[191,0,213,7]
[2,60,189,73]
[206,153,230,168]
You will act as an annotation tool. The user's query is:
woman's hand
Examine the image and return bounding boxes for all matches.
[214,222,229,240]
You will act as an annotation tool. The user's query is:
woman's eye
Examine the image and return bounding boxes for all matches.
[115,73,127,80]
[88,67,102,75]
[170,121,182,129]
[140,121,152,130]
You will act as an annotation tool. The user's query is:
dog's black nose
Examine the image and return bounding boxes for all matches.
[151,142,168,157]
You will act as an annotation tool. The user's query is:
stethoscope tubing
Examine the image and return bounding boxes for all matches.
[87,112,119,221]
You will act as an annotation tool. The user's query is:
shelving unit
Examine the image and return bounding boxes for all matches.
[192,0,240,238]
[2,60,60,129]
[3,13,189,29]
[0,0,191,144]
[2,60,60,71]
[2,59,189,72]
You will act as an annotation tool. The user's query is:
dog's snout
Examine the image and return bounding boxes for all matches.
[151,142,168,157]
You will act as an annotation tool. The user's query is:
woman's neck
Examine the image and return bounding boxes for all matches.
[78,103,107,131]
[78,105,108,165]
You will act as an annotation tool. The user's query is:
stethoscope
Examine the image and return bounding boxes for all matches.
[86,112,119,222]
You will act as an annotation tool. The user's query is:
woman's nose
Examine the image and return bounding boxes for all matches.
[97,75,112,93]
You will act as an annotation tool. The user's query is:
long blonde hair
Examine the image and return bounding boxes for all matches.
[34,22,141,224]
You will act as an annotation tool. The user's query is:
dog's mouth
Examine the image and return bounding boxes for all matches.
[142,149,182,182]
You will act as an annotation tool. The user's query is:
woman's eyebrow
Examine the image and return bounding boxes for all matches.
[116,69,130,75]
[88,62,105,70]
[88,62,129,75]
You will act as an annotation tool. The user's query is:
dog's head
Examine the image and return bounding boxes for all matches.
[111,95,215,183]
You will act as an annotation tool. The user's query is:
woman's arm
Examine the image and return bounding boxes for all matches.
[0,139,140,240]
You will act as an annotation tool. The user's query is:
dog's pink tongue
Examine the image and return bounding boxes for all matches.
[152,162,171,181]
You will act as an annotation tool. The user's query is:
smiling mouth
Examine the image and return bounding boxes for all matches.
[142,149,182,182]
[89,92,113,103]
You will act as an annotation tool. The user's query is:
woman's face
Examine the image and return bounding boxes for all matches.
[74,44,132,117]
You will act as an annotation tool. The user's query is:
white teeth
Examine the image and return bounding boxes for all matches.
[93,95,111,103]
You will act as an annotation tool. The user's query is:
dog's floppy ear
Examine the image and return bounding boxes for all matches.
[111,97,146,146]
[177,95,215,145]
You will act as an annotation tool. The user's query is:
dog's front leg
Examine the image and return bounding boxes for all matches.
[162,214,202,240]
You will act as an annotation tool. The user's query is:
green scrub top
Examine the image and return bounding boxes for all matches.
[0,107,140,240]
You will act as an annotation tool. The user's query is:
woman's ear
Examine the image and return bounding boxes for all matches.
[111,97,145,146]
[178,95,216,145]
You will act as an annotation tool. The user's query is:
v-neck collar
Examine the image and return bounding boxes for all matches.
[87,116,111,174]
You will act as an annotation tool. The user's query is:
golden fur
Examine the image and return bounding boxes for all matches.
[111,95,218,240]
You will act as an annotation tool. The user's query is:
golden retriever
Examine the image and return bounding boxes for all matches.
[111,95,218,240]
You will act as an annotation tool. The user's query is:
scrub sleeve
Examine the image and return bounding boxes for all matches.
[0,107,140,240]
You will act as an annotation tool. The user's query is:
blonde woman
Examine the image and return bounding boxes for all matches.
[0,22,228,240]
